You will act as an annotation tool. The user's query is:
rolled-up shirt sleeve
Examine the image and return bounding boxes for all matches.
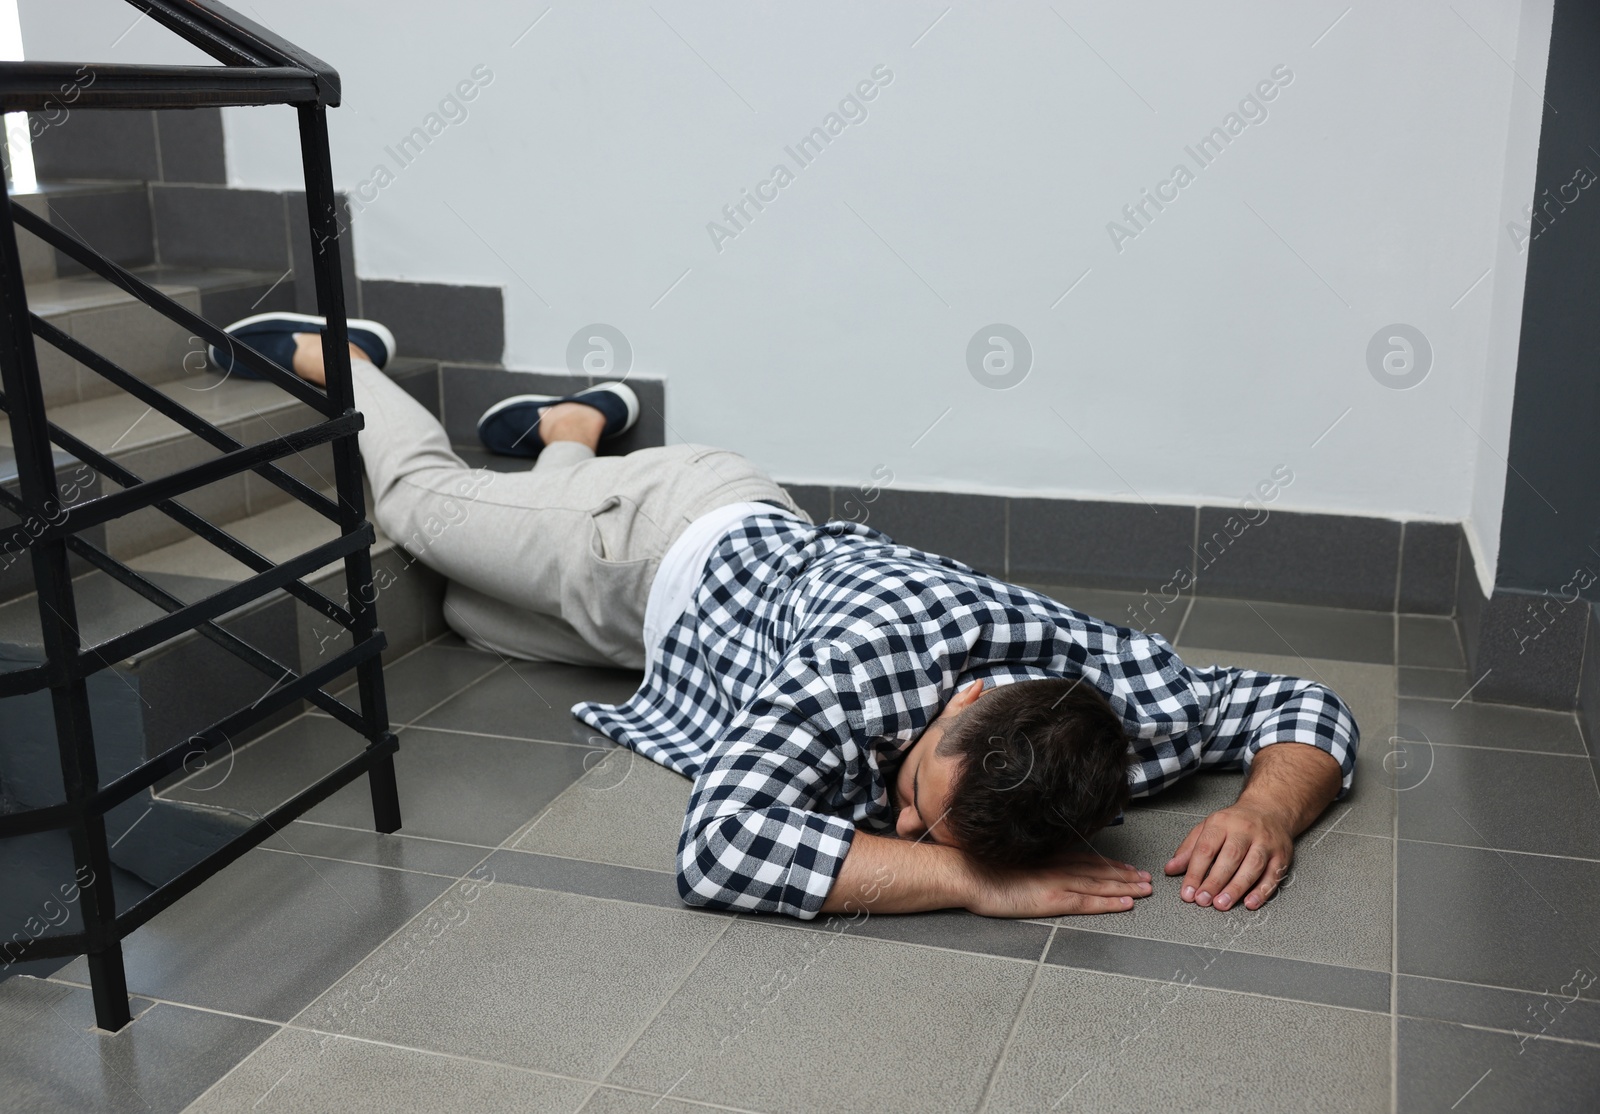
[1183,664,1361,798]
[676,647,864,919]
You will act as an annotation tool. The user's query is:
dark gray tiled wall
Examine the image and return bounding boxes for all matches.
[1193,506,1402,611]
[761,479,1443,618]
[1581,604,1599,752]
[852,489,1006,576]
[30,109,160,181]
[1397,521,1461,615]
[361,280,503,363]
[29,108,226,184]
[782,484,831,526]
[46,185,152,276]
[1456,542,1485,668]
[1009,498,1193,592]
[152,109,227,185]
[1453,543,1594,711]
[1462,585,1589,710]
[150,185,291,271]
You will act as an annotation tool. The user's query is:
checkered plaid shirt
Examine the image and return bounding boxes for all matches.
[573,513,1359,920]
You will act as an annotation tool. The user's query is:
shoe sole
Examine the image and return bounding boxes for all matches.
[219,311,398,365]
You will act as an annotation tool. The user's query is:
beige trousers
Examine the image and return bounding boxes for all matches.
[350,361,805,669]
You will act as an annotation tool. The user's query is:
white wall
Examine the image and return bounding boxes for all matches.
[20,1,1555,587]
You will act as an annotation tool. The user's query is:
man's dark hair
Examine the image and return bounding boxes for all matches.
[935,678,1132,867]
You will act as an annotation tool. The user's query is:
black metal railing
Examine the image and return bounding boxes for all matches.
[0,0,399,1031]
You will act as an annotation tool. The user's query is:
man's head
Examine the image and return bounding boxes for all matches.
[893,678,1132,866]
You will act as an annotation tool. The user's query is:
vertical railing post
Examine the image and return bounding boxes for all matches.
[0,180,131,1030]
[294,103,401,833]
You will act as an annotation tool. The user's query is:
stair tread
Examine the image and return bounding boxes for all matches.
[0,374,317,456]
[25,265,288,319]
[0,492,396,659]
[25,273,199,317]
[127,490,397,584]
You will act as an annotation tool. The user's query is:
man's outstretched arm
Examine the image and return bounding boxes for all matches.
[1164,741,1342,912]
[820,830,1151,918]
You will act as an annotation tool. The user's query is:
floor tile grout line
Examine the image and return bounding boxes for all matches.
[286,817,507,852]
[174,1021,288,1109]
[1172,592,1194,646]
[386,652,515,731]
[306,716,615,752]
[223,738,587,1090]
[1037,954,1391,1016]
[159,634,494,799]
[502,845,678,875]
[1048,920,1391,980]
[1131,803,1394,841]
[35,978,285,1028]
[315,837,1413,985]
[710,908,1395,1005]
[196,1011,769,1113]
[592,915,739,1088]
[573,1084,770,1114]
[1396,836,1600,865]
[749,909,1048,966]
[1390,774,1400,1114]
[1392,603,1401,689]
[284,1033,767,1114]
[975,924,1056,1113]
[346,639,507,732]
[279,818,680,874]
[1135,803,1600,863]
[501,760,619,851]
[1390,612,1400,1114]
[1390,1014,1600,1051]
[1401,969,1600,1001]
[1399,693,1581,719]
[253,844,469,880]
[1403,739,1592,759]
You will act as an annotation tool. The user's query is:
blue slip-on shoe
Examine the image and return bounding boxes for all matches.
[476,380,640,458]
[208,312,396,379]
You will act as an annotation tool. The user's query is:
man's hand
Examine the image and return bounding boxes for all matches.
[1165,801,1295,912]
[964,850,1152,918]
[1164,742,1342,912]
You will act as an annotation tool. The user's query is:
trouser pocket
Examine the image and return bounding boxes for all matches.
[561,494,668,667]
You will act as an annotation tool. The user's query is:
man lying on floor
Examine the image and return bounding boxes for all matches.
[213,313,1360,922]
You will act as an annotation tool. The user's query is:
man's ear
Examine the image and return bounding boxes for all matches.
[956,678,987,707]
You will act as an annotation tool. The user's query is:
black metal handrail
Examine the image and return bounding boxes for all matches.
[1,0,340,109]
[0,0,398,1032]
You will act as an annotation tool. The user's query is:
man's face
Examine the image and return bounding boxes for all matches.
[892,680,988,845]
[893,732,960,843]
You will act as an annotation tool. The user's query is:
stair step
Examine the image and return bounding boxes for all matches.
[24,265,295,409]
[6,356,439,573]
[0,488,445,808]
[28,182,153,279]
[2,373,325,560]
[0,491,437,662]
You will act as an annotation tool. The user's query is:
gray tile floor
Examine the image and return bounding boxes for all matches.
[3,586,1597,1112]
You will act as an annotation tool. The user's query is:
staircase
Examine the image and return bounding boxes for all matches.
[0,0,683,1026]
[0,117,457,899]
[0,98,676,893]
